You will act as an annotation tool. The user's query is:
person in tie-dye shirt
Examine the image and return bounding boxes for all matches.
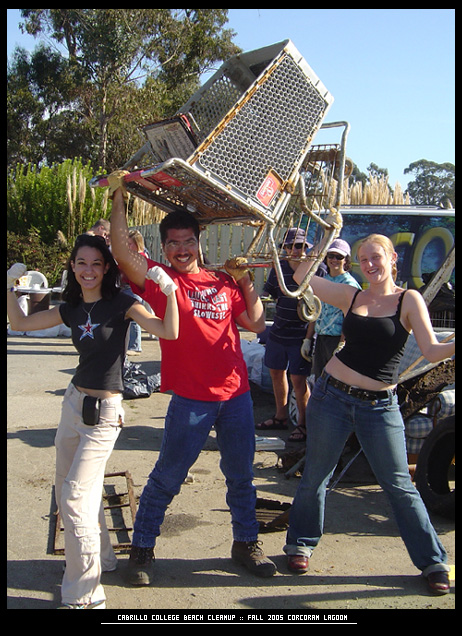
[311,238,361,379]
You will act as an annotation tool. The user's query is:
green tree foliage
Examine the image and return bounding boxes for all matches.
[7,45,90,167]
[7,230,69,287]
[7,158,109,244]
[7,10,239,274]
[404,159,455,207]
[7,158,113,281]
[9,9,239,171]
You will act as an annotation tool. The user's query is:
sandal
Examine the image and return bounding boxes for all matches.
[256,417,289,431]
[288,424,307,442]
[426,570,450,595]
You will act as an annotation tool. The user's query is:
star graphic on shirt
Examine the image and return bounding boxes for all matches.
[78,315,100,340]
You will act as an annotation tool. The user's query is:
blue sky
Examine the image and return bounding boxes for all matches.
[7,9,454,189]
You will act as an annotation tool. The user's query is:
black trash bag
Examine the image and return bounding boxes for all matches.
[123,358,161,399]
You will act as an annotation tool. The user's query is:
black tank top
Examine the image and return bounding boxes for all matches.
[336,289,410,384]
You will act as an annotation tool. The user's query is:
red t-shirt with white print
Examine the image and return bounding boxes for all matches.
[131,260,250,401]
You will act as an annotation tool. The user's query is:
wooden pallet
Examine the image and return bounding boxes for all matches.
[53,471,137,555]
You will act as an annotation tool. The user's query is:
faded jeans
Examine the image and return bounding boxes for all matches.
[132,390,260,547]
[284,373,448,575]
[55,383,123,605]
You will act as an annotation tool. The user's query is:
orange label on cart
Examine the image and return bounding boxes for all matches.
[256,170,282,206]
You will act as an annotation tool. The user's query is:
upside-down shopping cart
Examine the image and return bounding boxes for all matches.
[91,40,351,321]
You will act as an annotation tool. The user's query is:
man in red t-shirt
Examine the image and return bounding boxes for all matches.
[109,178,276,583]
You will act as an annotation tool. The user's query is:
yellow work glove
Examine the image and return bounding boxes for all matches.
[224,257,253,282]
[106,170,129,201]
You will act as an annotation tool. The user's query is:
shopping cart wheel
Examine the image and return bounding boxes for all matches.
[297,296,322,322]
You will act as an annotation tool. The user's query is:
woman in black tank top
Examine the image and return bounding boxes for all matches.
[284,234,454,595]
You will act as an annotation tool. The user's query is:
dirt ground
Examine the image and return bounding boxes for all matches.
[7,331,455,622]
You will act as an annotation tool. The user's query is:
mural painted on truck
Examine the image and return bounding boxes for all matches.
[325,211,454,290]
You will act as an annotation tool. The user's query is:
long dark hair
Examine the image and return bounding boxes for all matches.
[62,234,121,306]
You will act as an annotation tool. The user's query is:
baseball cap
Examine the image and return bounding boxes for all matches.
[327,238,351,257]
[283,228,312,248]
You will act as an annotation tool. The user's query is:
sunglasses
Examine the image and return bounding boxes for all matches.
[286,243,307,250]
[326,253,345,260]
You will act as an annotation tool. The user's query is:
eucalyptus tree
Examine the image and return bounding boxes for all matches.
[14,9,239,170]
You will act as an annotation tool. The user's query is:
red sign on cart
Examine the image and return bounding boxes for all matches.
[256,170,282,206]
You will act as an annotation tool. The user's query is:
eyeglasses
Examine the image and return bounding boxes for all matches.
[164,238,198,250]
[326,253,345,260]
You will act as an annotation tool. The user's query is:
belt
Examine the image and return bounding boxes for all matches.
[321,371,395,402]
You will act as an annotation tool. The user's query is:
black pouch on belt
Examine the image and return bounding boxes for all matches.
[82,395,101,426]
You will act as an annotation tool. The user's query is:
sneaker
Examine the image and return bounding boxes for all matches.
[124,546,155,586]
[58,600,106,609]
[231,540,276,578]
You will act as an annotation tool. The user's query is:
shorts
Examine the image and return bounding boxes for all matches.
[264,337,311,376]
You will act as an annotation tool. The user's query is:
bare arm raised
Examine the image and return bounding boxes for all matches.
[401,289,455,363]
[7,290,63,332]
[7,264,63,332]
[293,258,357,315]
[110,185,148,290]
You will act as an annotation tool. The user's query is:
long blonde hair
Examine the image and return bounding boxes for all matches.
[358,234,398,281]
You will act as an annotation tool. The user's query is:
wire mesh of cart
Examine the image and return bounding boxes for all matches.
[231,123,351,322]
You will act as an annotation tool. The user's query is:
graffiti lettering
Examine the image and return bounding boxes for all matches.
[350,226,454,289]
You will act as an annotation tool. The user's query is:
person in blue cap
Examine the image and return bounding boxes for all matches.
[310,238,361,379]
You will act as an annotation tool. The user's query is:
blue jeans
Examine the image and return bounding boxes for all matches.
[284,373,448,574]
[124,289,143,351]
[132,391,260,547]
[128,320,142,351]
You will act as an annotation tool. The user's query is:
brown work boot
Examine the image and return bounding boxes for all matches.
[231,540,276,577]
[124,546,155,586]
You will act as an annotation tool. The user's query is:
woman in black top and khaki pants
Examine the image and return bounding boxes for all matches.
[7,234,178,608]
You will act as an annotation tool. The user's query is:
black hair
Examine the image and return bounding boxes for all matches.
[62,234,121,306]
[159,209,200,244]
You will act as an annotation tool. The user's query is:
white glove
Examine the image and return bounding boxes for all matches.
[7,263,27,290]
[146,266,178,296]
[301,338,312,362]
